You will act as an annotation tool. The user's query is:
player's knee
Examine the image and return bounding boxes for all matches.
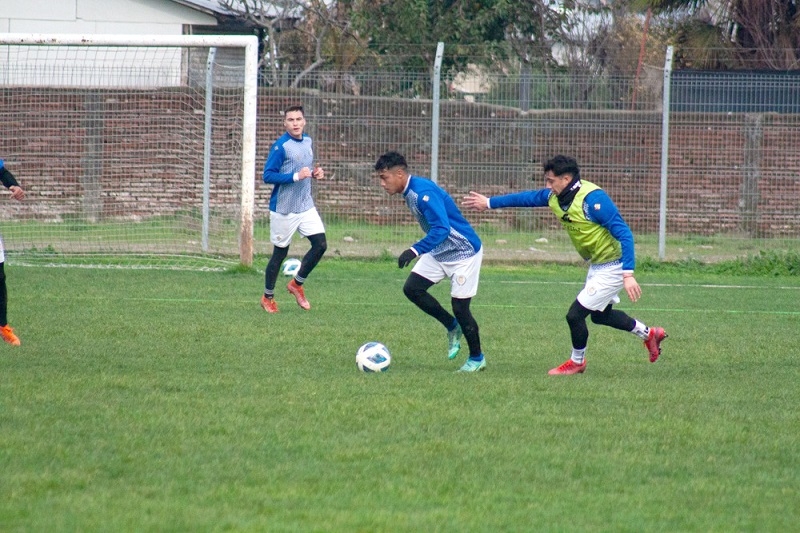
[566,308,584,328]
[402,279,422,302]
[312,238,327,255]
[404,274,432,303]
[269,246,288,264]
[566,300,591,326]
[308,234,327,254]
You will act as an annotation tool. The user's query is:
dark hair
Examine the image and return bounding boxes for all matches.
[543,155,580,179]
[284,105,304,116]
[374,151,408,172]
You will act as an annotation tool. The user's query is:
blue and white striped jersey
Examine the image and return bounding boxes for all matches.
[262,132,316,214]
[404,176,482,262]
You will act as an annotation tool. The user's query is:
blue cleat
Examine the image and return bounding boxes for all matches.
[447,324,462,360]
[457,357,486,372]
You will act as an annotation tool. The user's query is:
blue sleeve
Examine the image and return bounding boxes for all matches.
[584,189,635,271]
[262,142,294,184]
[489,189,551,209]
[412,194,451,255]
[0,159,19,188]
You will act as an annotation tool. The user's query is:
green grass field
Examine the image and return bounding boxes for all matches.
[1,260,798,531]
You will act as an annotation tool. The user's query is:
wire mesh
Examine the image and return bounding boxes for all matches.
[2,43,798,268]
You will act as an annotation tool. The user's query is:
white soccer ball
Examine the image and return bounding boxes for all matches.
[282,258,301,276]
[356,342,392,373]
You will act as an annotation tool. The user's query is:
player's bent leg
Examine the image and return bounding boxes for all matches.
[296,233,327,281]
[590,305,635,331]
[285,233,326,311]
[403,273,454,328]
[591,307,667,362]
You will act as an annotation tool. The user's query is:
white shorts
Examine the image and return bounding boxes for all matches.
[411,247,483,299]
[577,261,623,311]
[269,208,325,248]
[0,236,4,263]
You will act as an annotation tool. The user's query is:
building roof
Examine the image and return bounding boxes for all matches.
[169,0,237,17]
[169,0,286,18]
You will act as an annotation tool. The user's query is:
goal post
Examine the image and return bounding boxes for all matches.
[0,33,258,268]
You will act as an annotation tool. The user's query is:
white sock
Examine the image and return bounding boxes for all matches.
[632,320,650,340]
[571,348,586,364]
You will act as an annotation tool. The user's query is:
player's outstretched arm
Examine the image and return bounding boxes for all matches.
[462,191,490,212]
[0,165,24,200]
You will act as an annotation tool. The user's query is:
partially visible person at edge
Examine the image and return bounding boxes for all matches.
[462,154,666,375]
[0,159,25,346]
[260,105,327,313]
[374,151,486,372]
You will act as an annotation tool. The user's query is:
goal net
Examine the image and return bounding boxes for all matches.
[0,34,258,270]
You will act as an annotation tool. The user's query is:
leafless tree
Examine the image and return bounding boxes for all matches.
[219,0,365,88]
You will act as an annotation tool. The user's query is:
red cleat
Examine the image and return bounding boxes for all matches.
[287,279,311,310]
[0,324,21,346]
[548,359,586,375]
[260,295,278,314]
[644,327,667,362]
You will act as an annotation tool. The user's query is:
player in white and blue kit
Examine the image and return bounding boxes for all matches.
[260,105,327,313]
[0,159,24,346]
[463,155,666,375]
[374,151,486,372]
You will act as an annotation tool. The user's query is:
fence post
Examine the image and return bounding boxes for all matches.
[659,46,673,261]
[431,42,444,184]
[741,113,763,236]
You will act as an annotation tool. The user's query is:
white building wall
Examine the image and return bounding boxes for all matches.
[0,0,219,87]
[1,0,215,34]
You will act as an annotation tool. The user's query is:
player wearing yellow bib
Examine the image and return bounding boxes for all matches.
[462,155,666,375]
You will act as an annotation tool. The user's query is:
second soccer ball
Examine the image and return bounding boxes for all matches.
[282,258,301,276]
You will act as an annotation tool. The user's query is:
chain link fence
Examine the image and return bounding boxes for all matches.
[2,41,798,266]
[273,45,800,264]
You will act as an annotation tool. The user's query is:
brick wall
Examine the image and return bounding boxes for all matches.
[2,88,799,238]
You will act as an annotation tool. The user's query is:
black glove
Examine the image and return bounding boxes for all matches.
[398,248,418,268]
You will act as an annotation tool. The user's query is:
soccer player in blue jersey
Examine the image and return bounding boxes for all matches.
[463,155,666,375]
[260,105,327,313]
[374,151,486,372]
[0,159,24,346]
